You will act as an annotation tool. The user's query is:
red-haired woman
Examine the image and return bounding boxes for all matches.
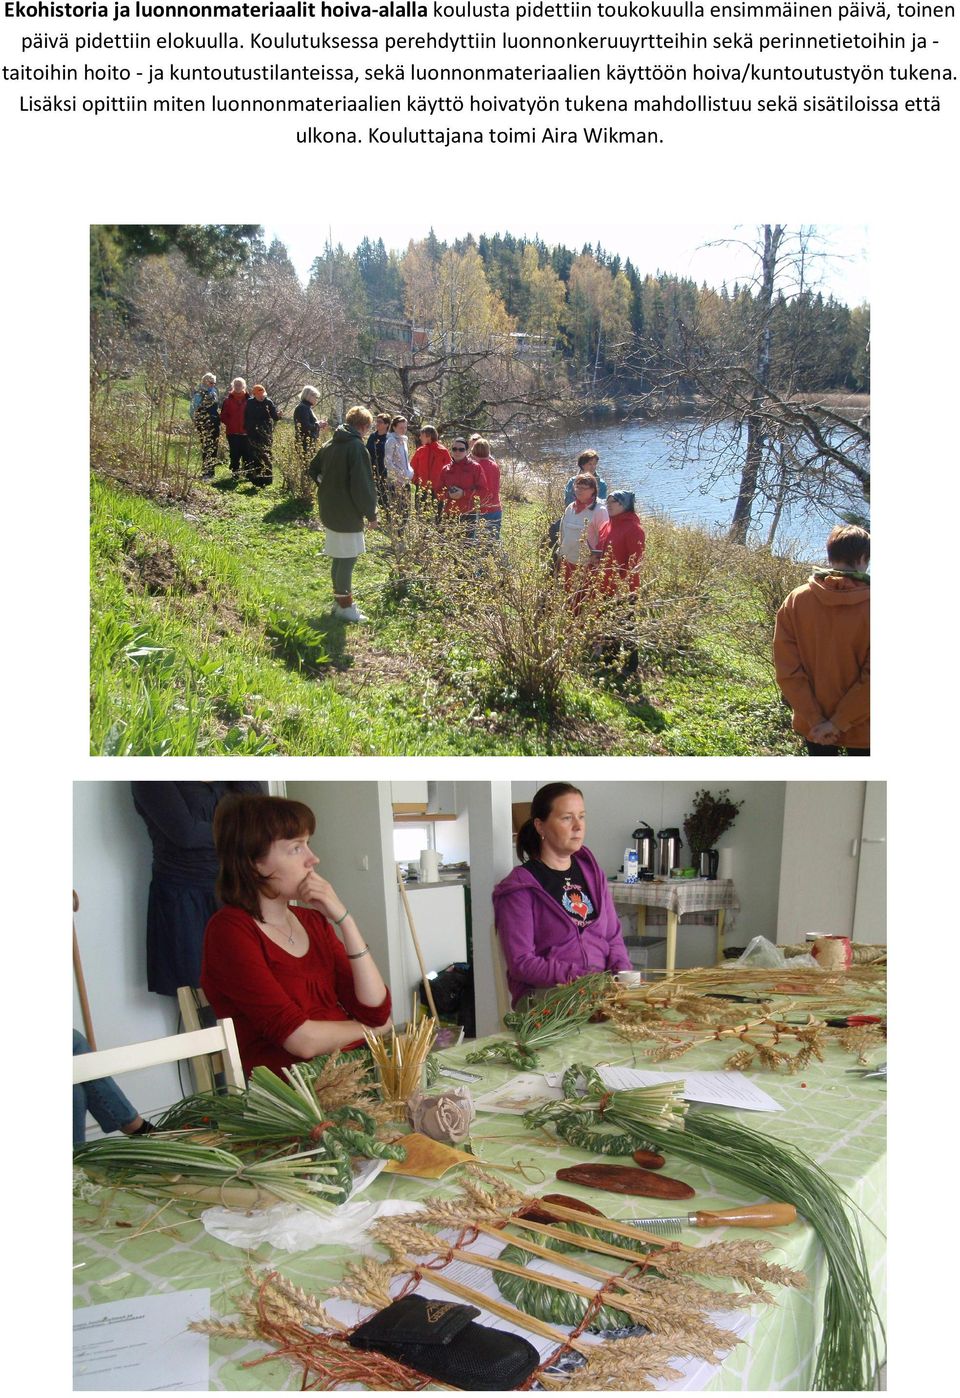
[557,473,608,612]
[410,424,451,518]
[201,795,392,1077]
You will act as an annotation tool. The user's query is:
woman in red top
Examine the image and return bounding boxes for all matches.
[409,424,451,499]
[470,437,502,540]
[598,491,646,591]
[219,377,252,479]
[201,795,392,1077]
[598,490,646,675]
[439,437,487,533]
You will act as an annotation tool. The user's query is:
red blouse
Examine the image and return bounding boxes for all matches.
[201,904,392,1076]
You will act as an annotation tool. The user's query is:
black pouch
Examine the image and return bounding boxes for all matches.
[349,1293,541,1390]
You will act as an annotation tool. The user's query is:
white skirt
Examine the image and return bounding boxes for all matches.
[324,529,366,559]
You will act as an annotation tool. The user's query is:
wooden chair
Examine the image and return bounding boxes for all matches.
[177,985,223,1093]
[72,1019,245,1094]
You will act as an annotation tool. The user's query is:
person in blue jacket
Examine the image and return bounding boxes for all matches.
[563,449,607,506]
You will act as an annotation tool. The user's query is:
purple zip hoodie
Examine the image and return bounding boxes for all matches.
[493,845,632,1008]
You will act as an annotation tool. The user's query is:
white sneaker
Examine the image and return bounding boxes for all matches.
[334,602,369,624]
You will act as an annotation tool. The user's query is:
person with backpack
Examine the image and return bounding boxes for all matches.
[190,372,220,479]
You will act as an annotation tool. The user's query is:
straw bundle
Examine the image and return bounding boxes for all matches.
[363,1018,437,1110]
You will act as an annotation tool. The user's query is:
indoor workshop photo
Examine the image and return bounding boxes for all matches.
[72,779,886,1391]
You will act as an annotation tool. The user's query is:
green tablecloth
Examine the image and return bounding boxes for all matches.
[73,1021,886,1390]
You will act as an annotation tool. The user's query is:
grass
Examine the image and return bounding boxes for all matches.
[90,441,807,755]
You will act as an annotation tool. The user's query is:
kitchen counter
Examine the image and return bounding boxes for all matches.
[402,873,470,890]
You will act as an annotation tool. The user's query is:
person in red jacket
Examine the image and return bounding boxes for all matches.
[201,795,392,1077]
[439,437,487,534]
[598,491,646,674]
[219,377,252,478]
[774,524,870,755]
[409,424,451,512]
[471,437,503,540]
[599,491,646,590]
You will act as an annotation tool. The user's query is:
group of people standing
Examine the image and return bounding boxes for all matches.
[191,374,281,487]
[191,374,648,636]
[555,449,646,603]
[364,412,503,538]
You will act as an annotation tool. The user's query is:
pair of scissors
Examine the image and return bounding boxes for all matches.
[845,1061,886,1080]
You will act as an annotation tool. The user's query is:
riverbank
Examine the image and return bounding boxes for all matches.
[91,469,807,756]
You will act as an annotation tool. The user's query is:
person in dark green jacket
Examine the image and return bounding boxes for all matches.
[309,405,378,623]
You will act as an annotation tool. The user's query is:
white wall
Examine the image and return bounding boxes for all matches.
[510,780,787,968]
[73,782,182,1119]
[284,781,404,1011]
[466,782,516,1036]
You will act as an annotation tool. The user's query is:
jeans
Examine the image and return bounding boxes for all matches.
[73,1030,139,1145]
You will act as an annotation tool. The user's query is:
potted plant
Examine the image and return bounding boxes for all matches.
[682,789,744,879]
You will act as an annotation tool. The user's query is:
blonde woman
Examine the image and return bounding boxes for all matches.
[308,405,378,622]
[190,372,220,478]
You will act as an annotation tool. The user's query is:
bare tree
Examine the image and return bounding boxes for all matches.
[626,225,870,548]
[728,223,784,543]
[337,339,564,438]
[127,253,355,410]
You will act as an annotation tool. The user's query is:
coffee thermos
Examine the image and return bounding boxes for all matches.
[698,849,719,880]
[657,828,683,876]
[631,822,656,878]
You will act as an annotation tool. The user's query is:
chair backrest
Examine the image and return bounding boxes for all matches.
[176,986,220,1093]
[490,924,512,1027]
[72,1020,245,1093]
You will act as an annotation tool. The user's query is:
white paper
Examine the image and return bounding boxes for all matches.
[73,1288,210,1391]
[598,1066,783,1113]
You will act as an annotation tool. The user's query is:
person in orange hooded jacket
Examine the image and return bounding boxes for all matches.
[773,524,870,755]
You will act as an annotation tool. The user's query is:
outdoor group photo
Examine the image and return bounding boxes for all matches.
[90,223,870,758]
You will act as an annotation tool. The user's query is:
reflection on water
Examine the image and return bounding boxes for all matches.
[525,417,855,559]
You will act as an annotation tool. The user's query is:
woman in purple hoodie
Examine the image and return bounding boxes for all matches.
[493,783,632,1008]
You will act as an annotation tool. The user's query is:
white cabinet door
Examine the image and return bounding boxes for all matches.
[391,781,429,807]
[852,783,886,945]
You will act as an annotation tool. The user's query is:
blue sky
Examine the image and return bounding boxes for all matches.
[268,222,869,306]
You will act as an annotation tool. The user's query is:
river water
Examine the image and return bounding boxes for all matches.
[525,417,860,560]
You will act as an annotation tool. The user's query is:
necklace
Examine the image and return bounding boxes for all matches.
[259,910,297,945]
